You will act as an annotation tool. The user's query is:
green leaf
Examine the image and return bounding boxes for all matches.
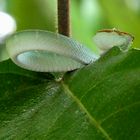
[0,59,54,80]
[0,47,139,139]
[0,44,9,62]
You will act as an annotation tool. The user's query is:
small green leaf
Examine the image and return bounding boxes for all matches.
[0,44,9,62]
[0,59,53,80]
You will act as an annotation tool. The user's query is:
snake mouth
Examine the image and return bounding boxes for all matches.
[97,29,134,41]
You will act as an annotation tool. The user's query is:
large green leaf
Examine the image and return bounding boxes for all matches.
[0,47,139,139]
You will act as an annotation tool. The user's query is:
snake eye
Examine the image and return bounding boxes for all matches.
[93,29,134,54]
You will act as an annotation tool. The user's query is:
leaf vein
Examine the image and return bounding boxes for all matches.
[62,81,112,140]
[100,101,140,124]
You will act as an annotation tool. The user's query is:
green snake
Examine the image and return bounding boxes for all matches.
[4,29,133,72]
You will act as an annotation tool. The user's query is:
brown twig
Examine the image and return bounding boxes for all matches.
[57,0,70,36]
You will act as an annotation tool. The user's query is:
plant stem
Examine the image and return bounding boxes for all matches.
[57,0,70,36]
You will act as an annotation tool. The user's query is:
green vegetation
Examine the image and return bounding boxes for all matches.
[0,0,139,139]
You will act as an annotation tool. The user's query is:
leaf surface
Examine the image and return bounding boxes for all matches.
[0,47,139,140]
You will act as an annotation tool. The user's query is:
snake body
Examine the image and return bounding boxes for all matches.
[6,30,98,72]
[5,29,133,72]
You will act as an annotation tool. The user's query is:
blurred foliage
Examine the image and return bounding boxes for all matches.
[100,0,140,48]
[5,0,56,31]
[71,0,103,53]
[0,0,140,54]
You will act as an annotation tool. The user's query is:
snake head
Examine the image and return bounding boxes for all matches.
[93,28,134,54]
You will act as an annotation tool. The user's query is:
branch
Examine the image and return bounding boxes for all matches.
[57,0,70,36]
